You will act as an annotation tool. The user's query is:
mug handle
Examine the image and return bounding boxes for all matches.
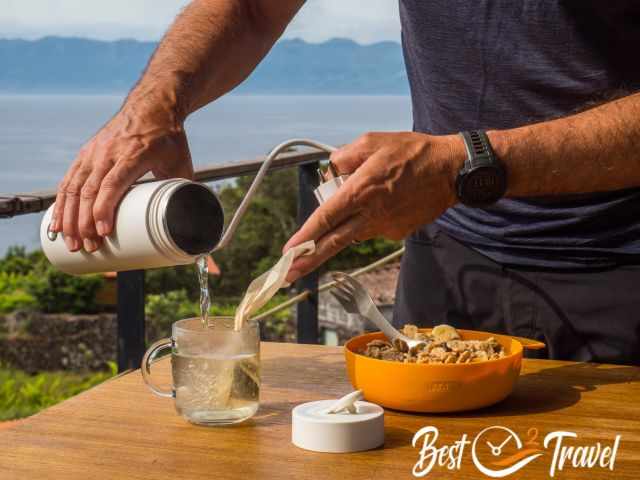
[141,338,174,398]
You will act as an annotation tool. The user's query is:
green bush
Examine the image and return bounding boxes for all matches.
[328,237,401,272]
[0,246,104,314]
[0,272,37,314]
[0,247,45,276]
[145,289,199,339]
[145,289,292,341]
[258,295,294,342]
[145,264,200,299]
[212,169,299,297]
[25,267,104,314]
[0,362,116,421]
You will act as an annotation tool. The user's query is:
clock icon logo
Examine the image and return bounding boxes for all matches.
[472,426,544,478]
[486,431,516,456]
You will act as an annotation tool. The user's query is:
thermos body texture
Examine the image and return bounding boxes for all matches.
[40,179,222,275]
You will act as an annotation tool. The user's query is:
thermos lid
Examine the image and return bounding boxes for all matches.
[165,182,224,255]
[291,391,384,453]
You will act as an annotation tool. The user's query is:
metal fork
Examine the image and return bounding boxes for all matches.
[330,272,426,351]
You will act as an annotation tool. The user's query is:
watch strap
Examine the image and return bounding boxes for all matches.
[456,130,507,207]
[459,130,495,170]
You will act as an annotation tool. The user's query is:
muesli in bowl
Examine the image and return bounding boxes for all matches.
[361,324,506,364]
[344,326,525,412]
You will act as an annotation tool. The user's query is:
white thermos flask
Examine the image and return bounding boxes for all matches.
[40,138,339,276]
[40,179,224,275]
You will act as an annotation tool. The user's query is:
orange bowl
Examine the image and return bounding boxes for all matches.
[344,328,523,413]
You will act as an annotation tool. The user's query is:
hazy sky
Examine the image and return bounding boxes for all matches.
[2,0,401,44]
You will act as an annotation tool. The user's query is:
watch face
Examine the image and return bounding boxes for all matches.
[459,166,506,207]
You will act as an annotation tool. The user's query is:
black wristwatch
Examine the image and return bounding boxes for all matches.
[456,130,507,207]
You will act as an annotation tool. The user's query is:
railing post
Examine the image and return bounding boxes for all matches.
[117,269,146,372]
[296,161,320,344]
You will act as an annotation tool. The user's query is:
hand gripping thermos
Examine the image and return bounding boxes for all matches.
[41,179,224,275]
[40,138,339,276]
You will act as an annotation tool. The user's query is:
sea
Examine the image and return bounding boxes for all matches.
[0,94,412,256]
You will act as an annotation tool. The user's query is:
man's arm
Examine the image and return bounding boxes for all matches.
[52,0,304,252]
[284,91,640,283]
[126,0,304,123]
[491,91,640,198]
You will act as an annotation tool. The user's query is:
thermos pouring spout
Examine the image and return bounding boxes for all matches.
[211,138,336,252]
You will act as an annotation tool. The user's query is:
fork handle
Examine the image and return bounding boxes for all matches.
[362,305,405,344]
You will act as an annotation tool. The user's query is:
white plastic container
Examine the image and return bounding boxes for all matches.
[292,398,385,453]
[40,179,224,275]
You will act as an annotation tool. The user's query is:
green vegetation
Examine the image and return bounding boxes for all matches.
[0,246,103,315]
[0,272,37,314]
[0,362,116,421]
[145,290,293,341]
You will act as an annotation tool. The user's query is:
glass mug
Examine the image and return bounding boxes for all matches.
[142,317,260,425]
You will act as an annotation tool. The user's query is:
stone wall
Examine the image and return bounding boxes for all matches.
[0,311,117,373]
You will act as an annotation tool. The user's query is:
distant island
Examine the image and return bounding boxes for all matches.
[0,36,409,95]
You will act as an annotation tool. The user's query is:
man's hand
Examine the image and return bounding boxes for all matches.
[283,131,466,282]
[283,91,640,283]
[50,104,193,252]
[49,0,305,253]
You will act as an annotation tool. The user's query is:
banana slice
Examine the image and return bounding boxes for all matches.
[431,324,461,342]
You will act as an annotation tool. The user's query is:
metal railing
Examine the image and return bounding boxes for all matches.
[0,148,328,218]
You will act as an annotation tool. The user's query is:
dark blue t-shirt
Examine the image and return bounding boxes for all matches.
[399,0,640,268]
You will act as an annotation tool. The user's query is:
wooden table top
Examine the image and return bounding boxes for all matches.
[1,342,639,479]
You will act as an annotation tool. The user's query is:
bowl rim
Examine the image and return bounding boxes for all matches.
[344,328,523,368]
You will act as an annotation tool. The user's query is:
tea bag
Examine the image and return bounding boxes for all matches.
[175,357,235,413]
[234,240,315,331]
[194,241,313,411]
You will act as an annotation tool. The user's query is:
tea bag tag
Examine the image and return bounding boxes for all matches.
[291,392,384,453]
[234,240,315,330]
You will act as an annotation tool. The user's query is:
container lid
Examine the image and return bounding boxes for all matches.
[291,391,384,453]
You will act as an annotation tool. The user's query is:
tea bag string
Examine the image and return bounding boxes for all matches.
[234,240,315,331]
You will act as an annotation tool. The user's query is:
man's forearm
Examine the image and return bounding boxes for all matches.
[489,91,640,198]
[124,0,304,123]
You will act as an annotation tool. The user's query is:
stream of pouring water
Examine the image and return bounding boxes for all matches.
[196,255,211,328]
